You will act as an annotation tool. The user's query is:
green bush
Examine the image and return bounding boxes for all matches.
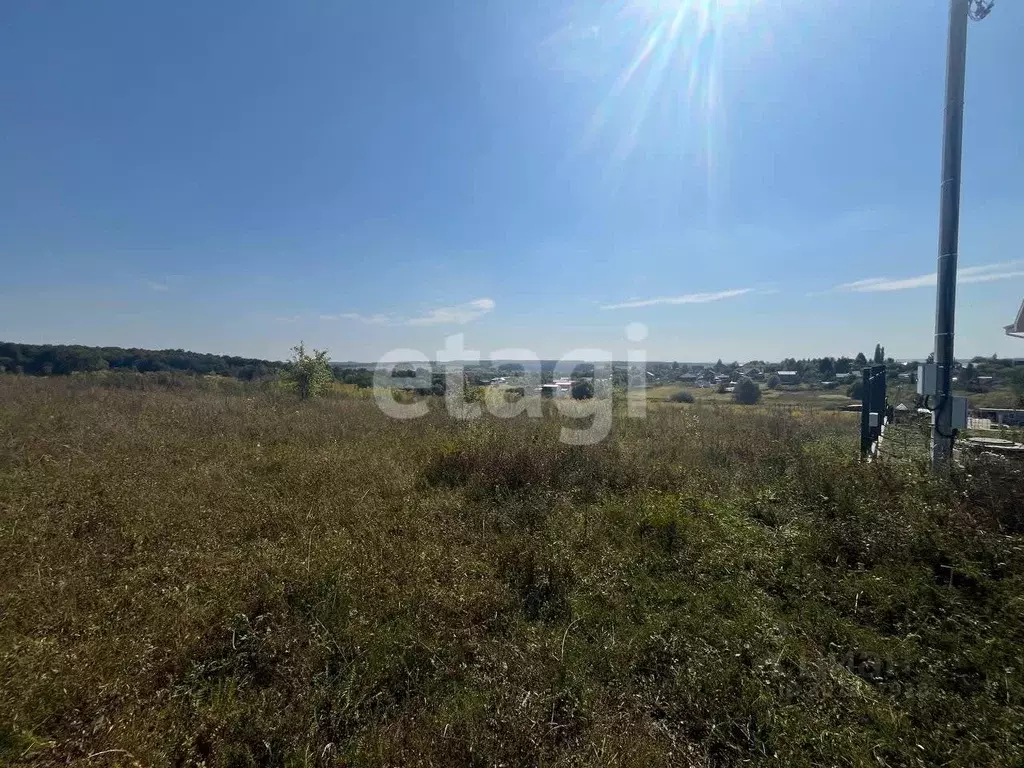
[284,341,332,400]
[668,389,695,403]
[571,379,594,400]
[732,376,762,405]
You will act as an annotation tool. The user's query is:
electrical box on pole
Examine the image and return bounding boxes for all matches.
[918,363,939,396]
[951,396,968,429]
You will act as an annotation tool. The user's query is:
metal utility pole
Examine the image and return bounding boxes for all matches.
[931,0,993,469]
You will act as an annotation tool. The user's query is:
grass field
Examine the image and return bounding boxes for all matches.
[1,375,1022,766]
[645,384,857,410]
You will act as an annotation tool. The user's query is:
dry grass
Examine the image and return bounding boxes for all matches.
[0,374,1021,766]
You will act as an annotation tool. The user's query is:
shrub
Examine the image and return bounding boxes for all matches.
[284,341,333,400]
[668,389,695,403]
[847,378,865,401]
[732,376,762,405]
[767,374,780,390]
[571,379,594,400]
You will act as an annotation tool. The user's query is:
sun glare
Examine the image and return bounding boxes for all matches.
[561,0,768,200]
[630,0,762,26]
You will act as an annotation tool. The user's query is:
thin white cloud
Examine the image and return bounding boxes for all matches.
[321,312,393,324]
[600,288,752,310]
[145,280,170,292]
[407,298,495,326]
[833,260,1024,293]
[321,298,496,327]
[835,275,936,292]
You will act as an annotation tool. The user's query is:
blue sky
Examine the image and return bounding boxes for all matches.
[2,0,1022,362]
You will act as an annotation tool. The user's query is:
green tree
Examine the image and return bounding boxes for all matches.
[873,344,885,364]
[766,374,780,390]
[847,378,864,401]
[732,377,761,405]
[1009,368,1024,408]
[81,353,108,373]
[818,357,835,380]
[571,379,594,400]
[285,342,333,400]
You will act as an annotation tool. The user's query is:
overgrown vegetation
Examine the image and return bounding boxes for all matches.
[668,389,695,403]
[284,342,333,400]
[571,379,594,400]
[0,375,1021,766]
[732,377,761,405]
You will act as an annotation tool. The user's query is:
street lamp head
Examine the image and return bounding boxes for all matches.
[968,0,994,21]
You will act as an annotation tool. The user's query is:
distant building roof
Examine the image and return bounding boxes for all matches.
[777,370,798,376]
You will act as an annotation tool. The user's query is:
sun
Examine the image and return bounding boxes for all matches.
[559,0,769,196]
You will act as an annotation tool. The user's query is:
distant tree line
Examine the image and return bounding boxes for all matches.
[333,366,374,388]
[0,342,286,380]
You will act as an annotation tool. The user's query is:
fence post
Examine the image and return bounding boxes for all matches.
[871,364,887,447]
[860,367,871,458]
